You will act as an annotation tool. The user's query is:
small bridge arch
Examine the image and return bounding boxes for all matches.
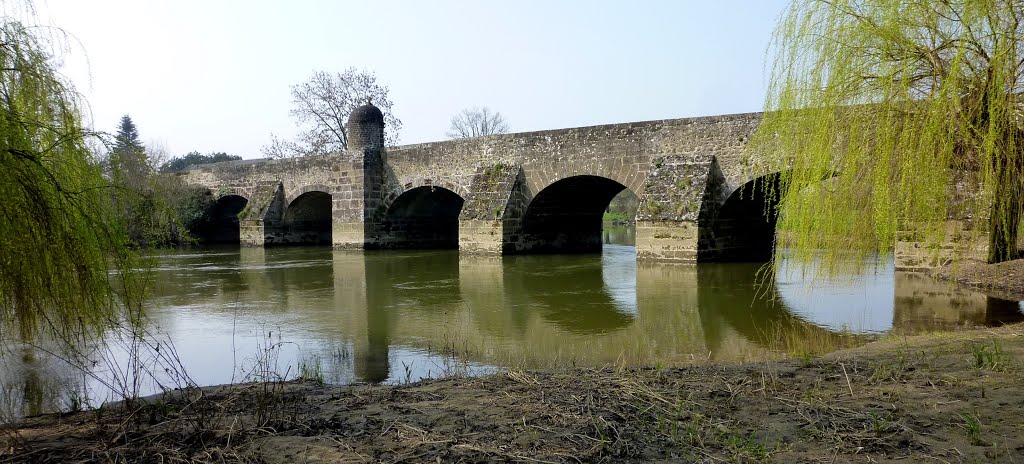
[191,190,249,244]
[699,172,784,262]
[281,184,333,246]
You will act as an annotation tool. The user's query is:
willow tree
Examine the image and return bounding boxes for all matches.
[0,18,139,341]
[753,0,1023,269]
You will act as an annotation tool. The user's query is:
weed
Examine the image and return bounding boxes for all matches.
[960,412,988,446]
[297,355,325,384]
[147,399,172,425]
[870,351,909,383]
[66,388,86,413]
[402,361,414,384]
[332,344,351,362]
[724,432,771,462]
[797,350,814,367]
[868,411,892,437]
[968,340,1008,371]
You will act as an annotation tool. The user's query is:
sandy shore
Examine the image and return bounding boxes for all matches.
[3,322,1023,463]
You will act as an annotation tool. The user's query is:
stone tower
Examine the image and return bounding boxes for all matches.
[347,102,387,248]
[347,102,385,152]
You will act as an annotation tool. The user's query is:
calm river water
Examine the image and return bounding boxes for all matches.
[2,226,1022,419]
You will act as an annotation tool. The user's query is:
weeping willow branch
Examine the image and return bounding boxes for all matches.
[751,0,1024,273]
[0,17,141,344]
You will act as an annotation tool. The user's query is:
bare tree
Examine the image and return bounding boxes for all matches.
[263,68,402,158]
[145,139,171,172]
[446,107,509,139]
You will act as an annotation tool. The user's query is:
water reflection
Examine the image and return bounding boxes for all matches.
[502,252,636,334]
[696,264,868,358]
[3,232,1022,421]
[892,272,1024,333]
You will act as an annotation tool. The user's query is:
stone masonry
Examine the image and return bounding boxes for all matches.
[178,104,983,268]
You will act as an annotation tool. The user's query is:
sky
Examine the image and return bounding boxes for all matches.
[33,0,792,159]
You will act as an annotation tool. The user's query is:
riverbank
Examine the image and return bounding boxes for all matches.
[3,324,1023,463]
[933,258,1024,301]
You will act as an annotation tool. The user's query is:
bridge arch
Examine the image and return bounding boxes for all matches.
[197,192,249,244]
[285,183,333,206]
[526,160,645,200]
[282,187,332,245]
[383,178,468,210]
[375,182,466,249]
[699,172,783,262]
[505,175,634,254]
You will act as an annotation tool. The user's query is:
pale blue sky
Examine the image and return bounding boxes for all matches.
[38,1,791,159]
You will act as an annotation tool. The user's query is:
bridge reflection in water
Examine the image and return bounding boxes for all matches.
[2,239,1022,419]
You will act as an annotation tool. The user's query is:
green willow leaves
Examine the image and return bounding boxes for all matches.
[0,19,140,341]
[752,0,1024,270]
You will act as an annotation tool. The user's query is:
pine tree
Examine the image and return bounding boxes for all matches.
[110,115,148,181]
[107,115,157,244]
[114,115,143,155]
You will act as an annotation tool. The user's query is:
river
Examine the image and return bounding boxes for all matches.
[1,225,1021,419]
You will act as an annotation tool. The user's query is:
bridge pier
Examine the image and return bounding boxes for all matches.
[633,154,729,263]
[894,220,989,271]
[458,220,504,254]
[332,222,366,250]
[635,220,702,262]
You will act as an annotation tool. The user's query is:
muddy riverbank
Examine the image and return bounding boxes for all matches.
[3,323,1023,463]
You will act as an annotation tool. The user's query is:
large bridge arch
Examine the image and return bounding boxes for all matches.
[383,178,469,208]
[373,181,466,249]
[504,175,635,254]
[285,183,334,206]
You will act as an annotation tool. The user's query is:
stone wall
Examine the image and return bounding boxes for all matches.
[177,111,835,262]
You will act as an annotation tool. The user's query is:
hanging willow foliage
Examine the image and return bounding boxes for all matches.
[0,17,140,342]
[752,0,1024,272]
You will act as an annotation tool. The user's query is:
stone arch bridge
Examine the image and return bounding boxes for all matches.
[178,104,944,267]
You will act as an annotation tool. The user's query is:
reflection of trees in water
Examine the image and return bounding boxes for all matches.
[0,346,87,419]
[602,226,636,246]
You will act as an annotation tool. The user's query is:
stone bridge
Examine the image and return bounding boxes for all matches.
[178,103,965,267]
